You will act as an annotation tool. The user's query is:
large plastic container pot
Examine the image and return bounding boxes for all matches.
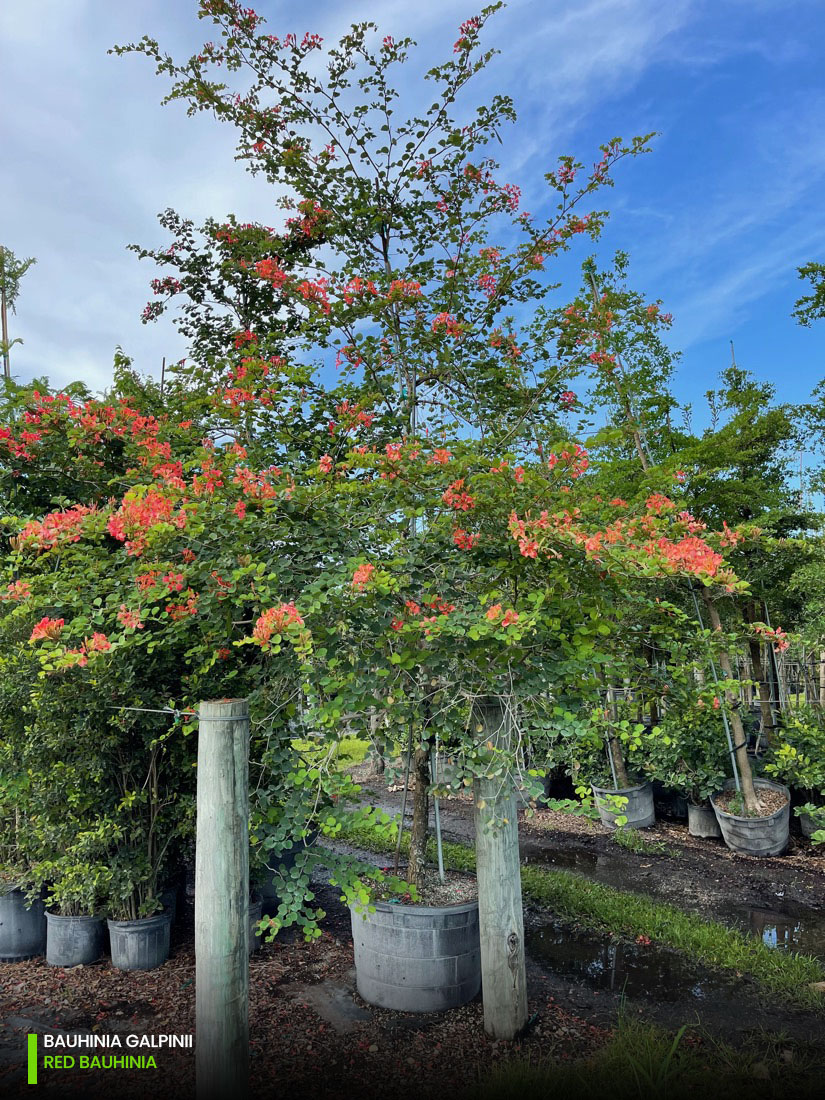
[351,899,480,1013]
[687,801,722,839]
[46,912,105,967]
[107,911,171,971]
[0,886,46,962]
[710,778,790,857]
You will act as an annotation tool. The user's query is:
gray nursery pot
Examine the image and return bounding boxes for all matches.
[107,911,171,971]
[591,781,655,830]
[351,898,480,1013]
[710,778,790,857]
[687,801,722,840]
[46,912,105,967]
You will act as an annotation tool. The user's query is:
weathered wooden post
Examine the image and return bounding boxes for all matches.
[472,694,528,1039]
[196,699,250,1100]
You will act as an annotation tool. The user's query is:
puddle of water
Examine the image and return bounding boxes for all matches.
[526,923,733,1002]
[739,907,825,960]
[522,839,825,962]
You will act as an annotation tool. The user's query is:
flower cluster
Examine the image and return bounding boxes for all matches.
[485,604,519,627]
[29,617,65,643]
[753,623,790,652]
[107,489,186,557]
[352,563,376,590]
[442,479,475,511]
[18,506,94,552]
[453,528,481,550]
[252,602,305,644]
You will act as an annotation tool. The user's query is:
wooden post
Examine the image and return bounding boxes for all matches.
[472,695,528,1040]
[196,699,250,1100]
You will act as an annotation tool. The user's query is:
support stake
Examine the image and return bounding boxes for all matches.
[472,695,528,1040]
[196,698,250,1100]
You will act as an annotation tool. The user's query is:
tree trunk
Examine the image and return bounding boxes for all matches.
[406,745,430,888]
[596,671,629,786]
[819,650,825,708]
[367,710,385,776]
[472,696,528,1040]
[701,592,760,814]
[744,602,776,744]
[643,642,660,726]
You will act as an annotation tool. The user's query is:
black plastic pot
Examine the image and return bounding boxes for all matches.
[46,912,105,967]
[0,886,47,961]
[107,912,171,971]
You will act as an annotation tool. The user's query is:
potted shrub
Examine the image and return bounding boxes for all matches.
[106,849,172,971]
[586,713,656,830]
[40,857,111,967]
[104,770,185,971]
[763,710,825,840]
[644,704,729,839]
[710,778,791,856]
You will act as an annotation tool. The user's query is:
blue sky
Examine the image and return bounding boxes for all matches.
[2,0,824,428]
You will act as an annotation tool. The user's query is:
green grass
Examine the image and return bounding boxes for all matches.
[290,735,371,770]
[612,827,673,856]
[467,1015,825,1100]
[338,818,825,1008]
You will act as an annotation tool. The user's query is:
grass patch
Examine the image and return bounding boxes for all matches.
[612,827,673,857]
[467,1015,825,1100]
[339,818,825,1009]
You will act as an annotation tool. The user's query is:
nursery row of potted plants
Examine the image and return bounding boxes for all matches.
[0,879,276,970]
[0,880,180,969]
[591,776,794,856]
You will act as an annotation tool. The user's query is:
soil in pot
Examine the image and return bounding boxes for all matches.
[0,887,47,962]
[591,781,655,830]
[46,912,105,967]
[351,869,480,1013]
[710,779,790,857]
[107,911,171,971]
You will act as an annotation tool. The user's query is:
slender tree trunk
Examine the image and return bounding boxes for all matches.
[407,744,430,888]
[367,710,385,777]
[819,650,825,708]
[745,601,776,743]
[702,592,760,813]
[643,642,660,726]
[595,669,629,786]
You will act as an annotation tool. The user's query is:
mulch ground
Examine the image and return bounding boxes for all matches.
[0,886,608,1100]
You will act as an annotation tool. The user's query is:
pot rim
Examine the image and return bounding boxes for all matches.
[350,897,479,917]
[106,911,173,929]
[710,778,790,822]
[45,910,104,922]
[591,780,651,796]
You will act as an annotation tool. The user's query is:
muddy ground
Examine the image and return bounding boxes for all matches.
[354,769,825,936]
